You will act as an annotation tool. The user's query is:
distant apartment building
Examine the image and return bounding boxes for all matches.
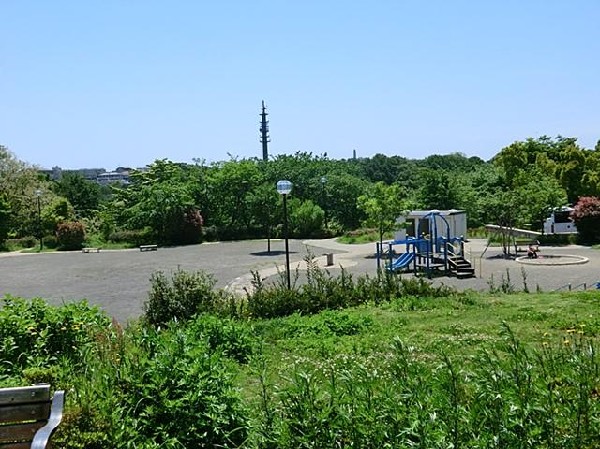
[41,165,148,185]
[97,170,130,185]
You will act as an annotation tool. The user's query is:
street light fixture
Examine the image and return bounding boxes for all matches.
[35,189,43,252]
[276,180,292,289]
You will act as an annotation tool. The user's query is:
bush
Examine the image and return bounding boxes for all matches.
[178,208,203,245]
[6,236,37,249]
[42,234,58,249]
[245,254,458,319]
[144,268,231,327]
[290,200,324,238]
[108,228,153,246]
[56,221,85,250]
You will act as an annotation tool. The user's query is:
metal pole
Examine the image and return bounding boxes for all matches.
[37,195,43,252]
[283,193,291,289]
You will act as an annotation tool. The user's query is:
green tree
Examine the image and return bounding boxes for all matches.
[0,145,53,238]
[41,196,76,236]
[247,182,279,250]
[206,159,264,236]
[416,169,461,210]
[0,195,10,248]
[53,172,100,217]
[357,182,409,248]
[513,169,568,231]
[111,160,201,245]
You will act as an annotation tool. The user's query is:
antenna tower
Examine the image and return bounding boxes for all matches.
[260,101,270,161]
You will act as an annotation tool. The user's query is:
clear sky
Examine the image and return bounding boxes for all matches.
[2,1,599,169]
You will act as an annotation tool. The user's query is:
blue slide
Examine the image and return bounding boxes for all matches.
[389,253,415,271]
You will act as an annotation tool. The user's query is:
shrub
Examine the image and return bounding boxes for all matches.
[111,328,249,448]
[144,268,231,326]
[178,208,203,244]
[0,296,110,376]
[108,228,153,246]
[42,234,58,249]
[202,224,219,242]
[56,221,85,250]
[246,254,459,319]
[289,200,324,238]
[6,236,37,249]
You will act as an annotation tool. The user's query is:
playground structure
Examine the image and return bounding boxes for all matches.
[377,210,475,278]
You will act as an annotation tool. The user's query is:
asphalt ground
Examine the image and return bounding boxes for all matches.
[2,239,600,324]
[0,240,327,324]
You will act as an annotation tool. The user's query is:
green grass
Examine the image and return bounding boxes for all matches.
[248,290,600,374]
[336,228,395,244]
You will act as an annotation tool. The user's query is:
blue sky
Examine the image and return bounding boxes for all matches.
[2,1,599,169]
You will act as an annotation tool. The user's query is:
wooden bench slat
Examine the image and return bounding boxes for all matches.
[0,423,42,444]
[0,404,50,424]
[0,386,50,406]
[0,442,34,449]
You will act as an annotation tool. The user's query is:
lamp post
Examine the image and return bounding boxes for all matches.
[35,189,43,252]
[276,180,292,289]
[320,176,328,230]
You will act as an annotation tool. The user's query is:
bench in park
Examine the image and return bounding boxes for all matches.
[82,247,100,253]
[515,239,539,252]
[0,384,65,448]
[140,244,158,252]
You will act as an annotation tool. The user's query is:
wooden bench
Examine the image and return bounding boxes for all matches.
[81,247,100,253]
[0,384,65,448]
[139,244,158,252]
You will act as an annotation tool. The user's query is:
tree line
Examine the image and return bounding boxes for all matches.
[1,135,600,249]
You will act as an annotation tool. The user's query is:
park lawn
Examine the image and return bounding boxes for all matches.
[244,290,600,384]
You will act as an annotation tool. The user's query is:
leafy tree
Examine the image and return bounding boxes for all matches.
[512,169,567,231]
[357,182,409,248]
[0,195,10,248]
[321,172,369,231]
[481,189,524,256]
[53,172,100,217]
[111,160,201,245]
[416,168,461,210]
[0,145,53,238]
[41,196,76,235]
[246,182,279,250]
[206,159,265,236]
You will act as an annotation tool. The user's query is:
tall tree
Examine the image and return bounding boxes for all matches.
[357,182,409,248]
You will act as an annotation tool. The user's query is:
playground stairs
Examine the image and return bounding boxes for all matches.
[449,256,475,279]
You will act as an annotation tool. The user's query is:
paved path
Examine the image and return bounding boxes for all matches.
[1,239,599,324]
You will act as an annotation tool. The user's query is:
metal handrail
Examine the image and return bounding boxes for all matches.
[553,281,599,292]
